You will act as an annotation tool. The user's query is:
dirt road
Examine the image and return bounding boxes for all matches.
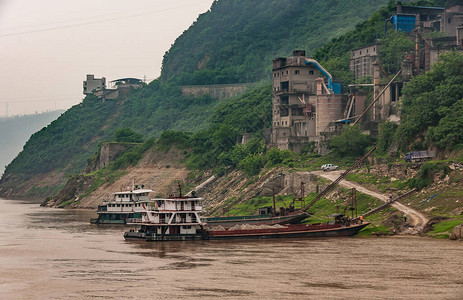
[312,170,429,234]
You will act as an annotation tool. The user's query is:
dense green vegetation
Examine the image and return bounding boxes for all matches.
[162,0,389,85]
[396,51,463,150]
[376,121,398,154]
[175,85,273,173]
[4,96,117,176]
[114,128,144,143]
[379,30,415,75]
[330,125,372,157]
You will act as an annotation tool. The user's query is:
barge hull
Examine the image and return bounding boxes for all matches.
[207,223,370,240]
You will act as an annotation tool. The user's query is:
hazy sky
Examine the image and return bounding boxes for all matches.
[0,0,214,116]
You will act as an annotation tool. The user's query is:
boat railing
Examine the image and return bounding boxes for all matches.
[126,218,141,223]
[204,214,271,221]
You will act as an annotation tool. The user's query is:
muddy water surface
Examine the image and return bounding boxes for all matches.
[0,198,462,299]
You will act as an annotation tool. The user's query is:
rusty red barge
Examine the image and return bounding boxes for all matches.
[205,221,369,240]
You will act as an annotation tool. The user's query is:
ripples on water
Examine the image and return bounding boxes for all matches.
[0,198,462,299]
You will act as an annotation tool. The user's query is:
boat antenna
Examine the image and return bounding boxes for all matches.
[272,189,276,217]
[178,183,182,197]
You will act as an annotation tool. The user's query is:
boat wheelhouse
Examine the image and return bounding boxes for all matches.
[124,194,206,241]
[90,188,153,224]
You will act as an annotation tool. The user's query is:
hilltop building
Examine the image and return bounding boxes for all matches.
[83,75,106,95]
[83,75,143,101]
[271,50,347,153]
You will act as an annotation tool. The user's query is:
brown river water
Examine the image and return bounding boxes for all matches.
[1,198,462,299]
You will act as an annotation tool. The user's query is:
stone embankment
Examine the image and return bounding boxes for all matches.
[450,224,463,240]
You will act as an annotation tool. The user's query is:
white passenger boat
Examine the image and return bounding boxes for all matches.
[124,192,206,240]
[90,186,153,224]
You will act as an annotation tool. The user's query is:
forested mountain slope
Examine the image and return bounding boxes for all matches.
[161,0,388,85]
[0,0,389,199]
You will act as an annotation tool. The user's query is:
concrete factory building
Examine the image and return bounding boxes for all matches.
[271,50,347,153]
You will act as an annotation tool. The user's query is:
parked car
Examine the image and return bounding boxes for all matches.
[321,164,339,171]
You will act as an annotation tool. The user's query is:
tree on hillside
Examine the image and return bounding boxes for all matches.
[379,30,414,75]
[330,125,372,157]
[397,51,463,150]
[114,128,144,143]
[377,121,398,154]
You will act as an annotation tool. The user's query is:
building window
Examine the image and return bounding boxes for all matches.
[360,51,362,55]
[280,108,289,117]
[309,70,314,75]
[292,107,304,116]
[295,70,300,75]
[280,95,289,105]
[367,49,369,54]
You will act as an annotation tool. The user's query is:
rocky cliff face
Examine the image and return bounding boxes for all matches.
[42,147,192,209]
[42,174,96,207]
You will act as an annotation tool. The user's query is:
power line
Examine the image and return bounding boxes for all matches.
[0,0,213,38]
[0,94,80,101]
[0,98,79,104]
[0,5,171,31]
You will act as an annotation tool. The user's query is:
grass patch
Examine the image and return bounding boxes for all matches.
[345,172,408,192]
[427,218,463,238]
